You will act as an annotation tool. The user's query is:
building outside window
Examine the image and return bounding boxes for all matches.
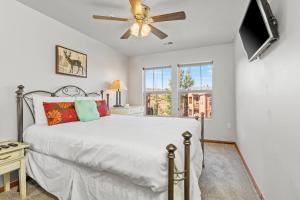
[144,67,172,116]
[178,62,213,118]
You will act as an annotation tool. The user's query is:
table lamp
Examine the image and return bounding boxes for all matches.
[108,80,127,107]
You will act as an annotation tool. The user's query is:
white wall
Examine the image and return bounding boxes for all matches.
[234,0,300,199]
[129,44,236,141]
[0,0,129,140]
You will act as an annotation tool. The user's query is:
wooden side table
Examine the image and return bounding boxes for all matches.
[0,141,29,199]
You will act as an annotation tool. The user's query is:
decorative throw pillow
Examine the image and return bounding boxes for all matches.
[75,100,100,122]
[95,100,109,117]
[43,102,78,126]
[33,95,75,125]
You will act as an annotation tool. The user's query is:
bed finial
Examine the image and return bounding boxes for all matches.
[201,112,205,119]
[166,144,177,157]
[17,85,24,94]
[182,131,192,144]
[166,144,177,200]
[16,85,24,142]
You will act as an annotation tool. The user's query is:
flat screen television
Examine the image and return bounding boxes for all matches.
[239,0,279,61]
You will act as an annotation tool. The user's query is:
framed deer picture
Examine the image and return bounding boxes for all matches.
[56,45,87,78]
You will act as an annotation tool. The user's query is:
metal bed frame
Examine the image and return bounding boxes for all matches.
[16,85,204,200]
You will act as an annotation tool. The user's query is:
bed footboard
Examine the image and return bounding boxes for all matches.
[166,113,204,200]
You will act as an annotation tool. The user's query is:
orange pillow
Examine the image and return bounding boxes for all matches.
[43,102,79,126]
[95,100,109,117]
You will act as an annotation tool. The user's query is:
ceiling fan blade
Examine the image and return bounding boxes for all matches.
[149,24,168,39]
[120,29,131,39]
[129,0,143,15]
[151,11,186,22]
[93,15,129,22]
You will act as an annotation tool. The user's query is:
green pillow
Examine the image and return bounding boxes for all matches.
[75,100,100,122]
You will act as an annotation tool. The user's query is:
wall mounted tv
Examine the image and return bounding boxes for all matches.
[239,0,279,62]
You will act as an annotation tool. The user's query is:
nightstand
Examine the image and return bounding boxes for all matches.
[0,141,29,199]
[110,106,145,116]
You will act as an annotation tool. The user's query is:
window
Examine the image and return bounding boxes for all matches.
[178,63,213,119]
[144,67,172,116]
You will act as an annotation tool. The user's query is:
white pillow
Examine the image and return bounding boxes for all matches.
[32,95,75,125]
[75,96,102,101]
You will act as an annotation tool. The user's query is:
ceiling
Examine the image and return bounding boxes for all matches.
[18,0,247,56]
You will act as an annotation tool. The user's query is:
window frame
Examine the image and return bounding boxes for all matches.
[177,61,214,119]
[143,66,173,117]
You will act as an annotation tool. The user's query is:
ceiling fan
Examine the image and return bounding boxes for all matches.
[92,0,186,40]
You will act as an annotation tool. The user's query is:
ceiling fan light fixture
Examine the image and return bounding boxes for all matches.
[130,22,140,37]
[93,1,186,40]
[141,24,151,37]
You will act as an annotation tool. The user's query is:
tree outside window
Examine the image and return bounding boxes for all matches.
[144,67,172,116]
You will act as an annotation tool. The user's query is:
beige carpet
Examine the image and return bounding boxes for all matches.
[199,144,260,200]
[0,143,260,200]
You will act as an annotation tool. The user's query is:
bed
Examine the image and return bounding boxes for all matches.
[16,85,205,200]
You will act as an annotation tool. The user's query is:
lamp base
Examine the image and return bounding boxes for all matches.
[114,90,123,108]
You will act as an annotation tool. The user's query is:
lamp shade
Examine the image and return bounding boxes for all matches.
[108,80,127,91]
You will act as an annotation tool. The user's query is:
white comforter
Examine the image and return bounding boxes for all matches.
[24,115,203,193]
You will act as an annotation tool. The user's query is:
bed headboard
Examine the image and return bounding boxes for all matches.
[16,85,110,142]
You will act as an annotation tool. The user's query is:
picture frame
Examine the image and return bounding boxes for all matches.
[56,45,87,78]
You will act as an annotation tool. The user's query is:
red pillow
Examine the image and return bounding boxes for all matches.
[95,100,109,117]
[43,102,79,126]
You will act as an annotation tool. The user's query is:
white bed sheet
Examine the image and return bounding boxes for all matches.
[27,150,192,200]
[24,115,202,197]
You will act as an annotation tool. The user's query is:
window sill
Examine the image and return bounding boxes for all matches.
[145,115,213,120]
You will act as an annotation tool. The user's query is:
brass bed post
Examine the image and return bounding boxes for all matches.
[16,85,24,142]
[167,144,177,200]
[100,90,110,110]
[182,131,192,200]
[200,113,205,168]
[100,90,104,100]
[195,113,205,168]
[106,93,110,110]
